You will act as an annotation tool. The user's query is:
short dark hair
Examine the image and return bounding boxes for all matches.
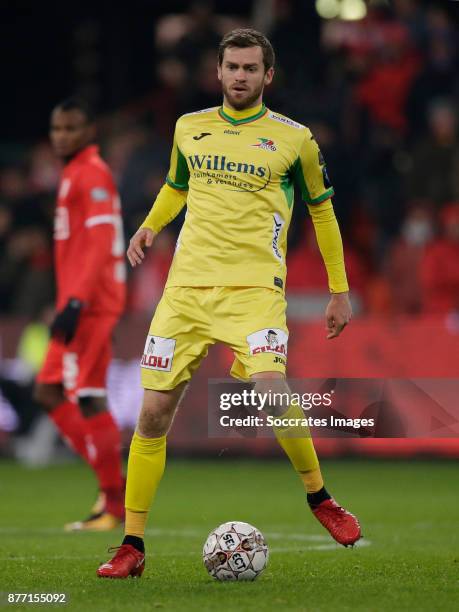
[53,97,95,123]
[218,28,275,72]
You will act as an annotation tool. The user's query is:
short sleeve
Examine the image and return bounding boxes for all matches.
[292,128,334,205]
[166,120,190,191]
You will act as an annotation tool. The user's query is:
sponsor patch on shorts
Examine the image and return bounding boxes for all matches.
[246,328,288,357]
[140,335,175,372]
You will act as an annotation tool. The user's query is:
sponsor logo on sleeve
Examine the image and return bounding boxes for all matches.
[318,149,332,188]
[247,328,288,357]
[140,335,176,372]
[322,165,332,188]
[90,187,110,202]
[267,112,304,129]
[183,106,218,116]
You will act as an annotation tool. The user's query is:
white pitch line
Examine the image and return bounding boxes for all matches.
[0,552,198,561]
[266,532,333,542]
[144,529,340,542]
[0,527,67,535]
[0,541,371,562]
[270,539,372,552]
[0,527,361,543]
[0,526,371,563]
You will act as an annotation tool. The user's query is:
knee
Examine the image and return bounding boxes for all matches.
[138,402,174,438]
[252,374,289,417]
[252,373,286,396]
[33,383,65,411]
[252,371,284,388]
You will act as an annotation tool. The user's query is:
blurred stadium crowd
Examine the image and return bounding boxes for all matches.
[1,0,458,322]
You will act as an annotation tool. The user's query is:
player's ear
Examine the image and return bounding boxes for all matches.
[217,63,222,82]
[264,67,274,86]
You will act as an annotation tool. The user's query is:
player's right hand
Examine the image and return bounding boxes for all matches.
[127,228,156,267]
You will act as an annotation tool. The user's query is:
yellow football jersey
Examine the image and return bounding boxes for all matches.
[165,103,334,292]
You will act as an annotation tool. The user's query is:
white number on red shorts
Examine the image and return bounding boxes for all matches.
[63,352,79,390]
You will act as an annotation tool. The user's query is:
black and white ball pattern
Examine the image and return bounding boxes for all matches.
[203,521,269,581]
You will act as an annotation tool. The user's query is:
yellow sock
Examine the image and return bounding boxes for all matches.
[125,509,148,539]
[272,402,323,493]
[124,432,166,538]
[299,467,324,493]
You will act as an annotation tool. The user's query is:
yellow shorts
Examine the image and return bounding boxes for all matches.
[140,286,288,390]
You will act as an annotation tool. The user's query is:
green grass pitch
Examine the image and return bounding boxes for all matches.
[0,458,458,611]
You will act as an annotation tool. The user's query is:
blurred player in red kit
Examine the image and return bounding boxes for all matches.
[34,98,126,531]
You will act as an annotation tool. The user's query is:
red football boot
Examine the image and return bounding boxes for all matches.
[311,498,361,547]
[97,545,145,578]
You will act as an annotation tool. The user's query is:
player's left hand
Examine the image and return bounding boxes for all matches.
[325,292,352,340]
[50,298,83,344]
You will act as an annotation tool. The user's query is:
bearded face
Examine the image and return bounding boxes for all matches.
[218,46,273,111]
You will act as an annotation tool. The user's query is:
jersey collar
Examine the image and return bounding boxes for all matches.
[218,103,267,126]
[66,144,99,167]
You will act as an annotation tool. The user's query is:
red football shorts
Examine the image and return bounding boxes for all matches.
[37,313,118,399]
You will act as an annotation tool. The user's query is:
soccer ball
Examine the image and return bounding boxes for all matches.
[202,521,269,581]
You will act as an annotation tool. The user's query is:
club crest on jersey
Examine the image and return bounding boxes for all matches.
[140,335,175,372]
[247,328,288,356]
[252,138,277,151]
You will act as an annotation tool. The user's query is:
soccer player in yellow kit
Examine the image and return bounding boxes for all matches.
[98,29,361,579]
